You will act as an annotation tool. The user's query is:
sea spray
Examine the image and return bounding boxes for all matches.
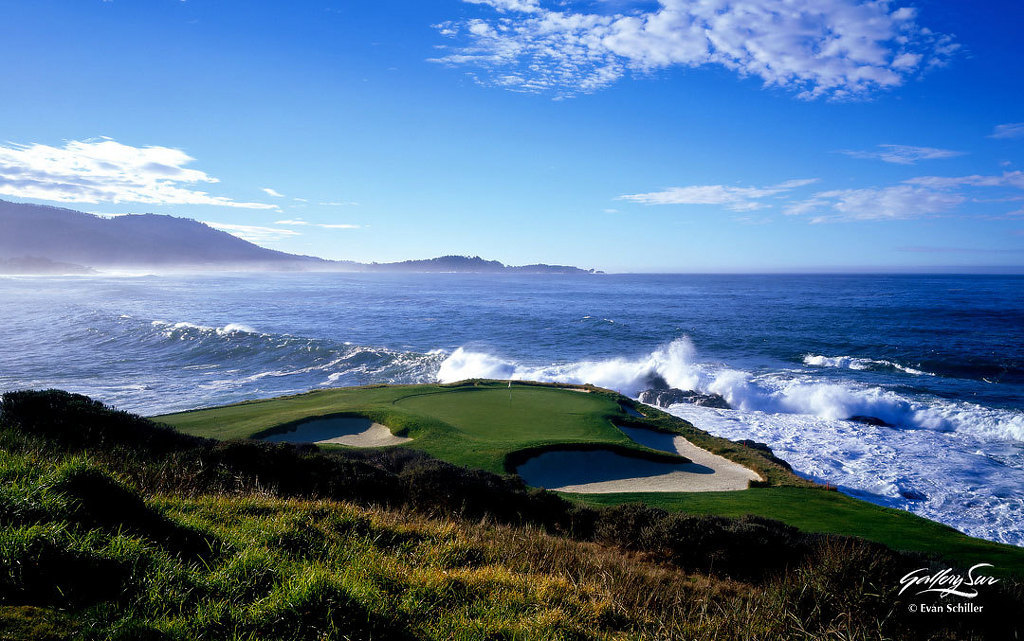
[435,337,1022,441]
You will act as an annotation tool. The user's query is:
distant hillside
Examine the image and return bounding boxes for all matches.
[368,255,597,274]
[0,200,597,274]
[0,200,328,269]
[0,256,94,275]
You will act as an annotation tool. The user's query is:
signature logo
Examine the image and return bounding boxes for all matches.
[899,564,1000,599]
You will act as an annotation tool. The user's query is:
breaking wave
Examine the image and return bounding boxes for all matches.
[803,354,933,376]
[436,338,1024,442]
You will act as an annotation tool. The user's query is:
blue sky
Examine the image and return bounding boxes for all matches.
[1,0,1022,272]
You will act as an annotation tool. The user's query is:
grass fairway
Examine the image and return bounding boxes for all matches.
[573,488,1024,575]
[158,381,1024,574]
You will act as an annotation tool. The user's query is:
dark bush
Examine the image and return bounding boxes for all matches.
[650,513,808,578]
[594,504,668,550]
[0,390,201,456]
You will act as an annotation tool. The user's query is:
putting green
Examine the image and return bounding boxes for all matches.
[157,382,683,474]
[393,386,624,443]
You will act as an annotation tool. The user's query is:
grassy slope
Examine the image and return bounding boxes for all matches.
[0,451,731,641]
[158,382,1024,573]
[573,489,1024,574]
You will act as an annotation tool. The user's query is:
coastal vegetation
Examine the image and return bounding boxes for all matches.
[0,388,1021,639]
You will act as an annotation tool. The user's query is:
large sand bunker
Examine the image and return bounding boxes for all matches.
[517,425,761,493]
[260,417,411,447]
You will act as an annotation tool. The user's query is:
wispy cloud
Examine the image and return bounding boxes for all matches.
[989,123,1024,140]
[275,218,361,229]
[432,0,957,99]
[903,171,1024,190]
[839,144,965,165]
[785,185,965,222]
[633,170,1024,223]
[204,222,301,243]
[0,138,277,209]
[619,179,816,211]
[319,201,360,207]
[262,187,286,198]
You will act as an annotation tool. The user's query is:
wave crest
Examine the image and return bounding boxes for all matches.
[803,354,933,376]
[436,337,1023,441]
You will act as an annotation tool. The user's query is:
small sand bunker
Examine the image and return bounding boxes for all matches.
[617,425,762,489]
[517,426,761,493]
[260,417,411,447]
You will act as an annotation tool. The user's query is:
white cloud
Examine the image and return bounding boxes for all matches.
[204,222,301,243]
[262,187,286,198]
[319,201,360,207]
[432,0,956,99]
[0,138,277,209]
[619,178,816,211]
[839,144,965,165]
[275,218,361,229]
[990,123,1024,140]
[623,169,1024,223]
[903,171,1024,190]
[785,185,965,222]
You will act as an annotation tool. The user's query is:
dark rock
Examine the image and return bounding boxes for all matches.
[900,488,927,501]
[638,387,731,410]
[738,439,793,471]
[641,373,671,391]
[738,439,773,455]
[847,415,896,428]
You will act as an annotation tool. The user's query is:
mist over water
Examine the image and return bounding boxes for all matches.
[1,272,1021,545]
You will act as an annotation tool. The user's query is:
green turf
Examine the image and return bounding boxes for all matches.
[157,382,677,474]
[571,488,1024,575]
[157,381,1024,572]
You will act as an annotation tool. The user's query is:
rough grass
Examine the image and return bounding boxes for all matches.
[573,489,1024,575]
[1,452,1020,640]
[2,391,1022,640]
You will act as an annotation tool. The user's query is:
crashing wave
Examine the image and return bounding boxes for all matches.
[436,338,1023,442]
[803,354,933,376]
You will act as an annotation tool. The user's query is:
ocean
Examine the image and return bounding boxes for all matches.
[1,272,1021,546]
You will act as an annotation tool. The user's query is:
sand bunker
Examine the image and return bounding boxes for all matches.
[517,425,761,493]
[260,417,411,447]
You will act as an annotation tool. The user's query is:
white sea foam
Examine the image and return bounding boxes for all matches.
[662,403,1024,546]
[435,337,1024,442]
[151,320,258,336]
[804,354,933,376]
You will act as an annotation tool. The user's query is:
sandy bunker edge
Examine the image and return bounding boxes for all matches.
[260,416,412,447]
[516,424,762,493]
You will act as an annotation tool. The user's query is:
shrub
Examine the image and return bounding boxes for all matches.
[651,514,807,579]
[593,504,667,550]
